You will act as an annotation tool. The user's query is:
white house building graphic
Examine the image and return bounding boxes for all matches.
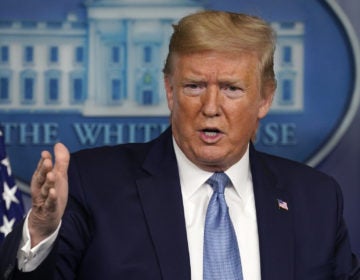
[0,0,304,116]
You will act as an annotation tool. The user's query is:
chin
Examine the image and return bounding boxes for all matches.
[195,153,228,169]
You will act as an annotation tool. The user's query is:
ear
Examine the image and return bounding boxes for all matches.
[164,74,174,112]
[258,80,276,119]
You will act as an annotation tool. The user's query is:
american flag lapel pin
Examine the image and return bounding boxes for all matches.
[277,198,289,211]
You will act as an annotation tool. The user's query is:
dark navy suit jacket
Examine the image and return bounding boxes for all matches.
[1,127,359,279]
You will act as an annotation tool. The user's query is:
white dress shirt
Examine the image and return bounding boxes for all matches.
[18,140,261,279]
[173,139,261,280]
[17,210,61,271]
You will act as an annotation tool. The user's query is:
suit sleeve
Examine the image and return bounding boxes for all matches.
[0,220,24,280]
[333,181,360,279]
[0,155,94,280]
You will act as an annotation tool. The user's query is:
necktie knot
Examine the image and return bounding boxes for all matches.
[206,172,230,194]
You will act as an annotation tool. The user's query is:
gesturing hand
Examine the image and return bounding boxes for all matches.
[28,143,70,247]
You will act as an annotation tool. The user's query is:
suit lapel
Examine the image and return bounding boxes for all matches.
[250,146,295,280]
[135,133,295,280]
[136,129,191,280]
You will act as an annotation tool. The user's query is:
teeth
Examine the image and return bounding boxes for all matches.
[204,131,218,136]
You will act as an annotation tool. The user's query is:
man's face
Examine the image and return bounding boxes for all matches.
[165,51,273,172]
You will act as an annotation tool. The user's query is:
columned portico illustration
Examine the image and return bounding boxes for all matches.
[84,0,203,116]
[0,0,305,116]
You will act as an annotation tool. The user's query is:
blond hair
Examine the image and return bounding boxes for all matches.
[163,10,277,88]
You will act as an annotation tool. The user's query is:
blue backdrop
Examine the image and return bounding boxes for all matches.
[0,0,359,256]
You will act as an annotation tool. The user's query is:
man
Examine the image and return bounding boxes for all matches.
[1,10,359,280]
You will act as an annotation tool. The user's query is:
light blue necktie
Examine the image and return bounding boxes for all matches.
[203,172,243,280]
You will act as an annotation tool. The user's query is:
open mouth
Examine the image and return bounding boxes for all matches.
[200,128,223,141]
[203,129,221,137]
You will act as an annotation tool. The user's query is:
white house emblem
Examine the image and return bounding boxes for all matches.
[0,0,358,188]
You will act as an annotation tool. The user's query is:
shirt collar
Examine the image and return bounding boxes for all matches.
[173,138,252,200]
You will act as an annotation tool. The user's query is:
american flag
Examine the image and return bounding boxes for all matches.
[0,129,24,243]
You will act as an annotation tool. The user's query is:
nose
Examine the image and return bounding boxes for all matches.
[201,86,221,117]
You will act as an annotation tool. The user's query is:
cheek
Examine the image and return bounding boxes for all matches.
[227,103,260,135]
[173,95,200,116]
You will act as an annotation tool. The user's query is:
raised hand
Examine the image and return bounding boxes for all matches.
[28,143,70,247]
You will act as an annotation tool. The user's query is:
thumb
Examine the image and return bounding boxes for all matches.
[53,142,70,175]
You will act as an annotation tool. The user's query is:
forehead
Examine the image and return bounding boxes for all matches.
[170,51,261,80]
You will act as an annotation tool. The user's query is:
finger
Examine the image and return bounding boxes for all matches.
[38,158,53,183]
[32,152,53,189]
[40,171,55,199]
[53,142,70,176]
[37,150,52,172]
[44,187,58,213]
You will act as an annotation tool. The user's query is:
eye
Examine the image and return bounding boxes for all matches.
[183,83,206,96]
[221,84,245,99]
